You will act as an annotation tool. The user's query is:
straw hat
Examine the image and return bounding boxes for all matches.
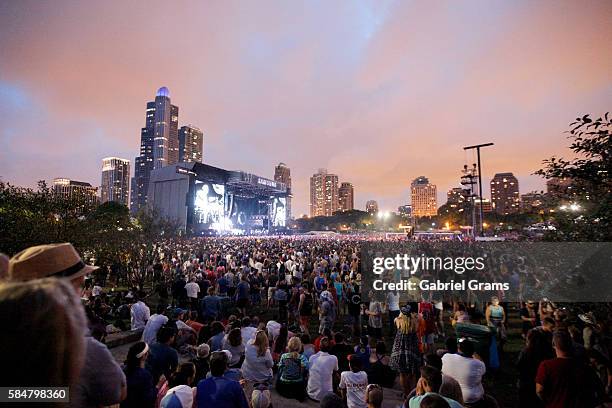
[8,243,98,282]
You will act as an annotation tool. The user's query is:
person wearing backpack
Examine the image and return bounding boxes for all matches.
[276,337,309,401]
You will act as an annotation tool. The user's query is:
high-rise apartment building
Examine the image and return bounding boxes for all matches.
[309,169,338,217]
[274,163,292,220]
[411,176,437,217]
[52,178,98,206]
[490,172,520,215]
[131,87,179,214]
[521,191,545,211]
[179,124,203,163]
[446,187,467,208]
[366,200,379,214]
[101,157,130,207]
[338,182,354,211]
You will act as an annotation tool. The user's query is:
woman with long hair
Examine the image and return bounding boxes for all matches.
[121,341,157,408]
[242,329,274,384]
[222,327,245,368]
[272,324,289,363]
[276,337,309,402]
[389,305,422,396]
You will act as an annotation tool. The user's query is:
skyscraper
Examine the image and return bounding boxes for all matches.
[338,182,354,211]
[52,178,98,206]
[179,124,203,163]
[153,87,179,169]
[131,87,179,214]
[309,168,338,217]
[410,176,437,217]
[101,157,130,207]
[490,172,520,215]
[274,163,292,220]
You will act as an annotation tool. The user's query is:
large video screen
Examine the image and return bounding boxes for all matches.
[271,197,286,227]
[194,182,227,230]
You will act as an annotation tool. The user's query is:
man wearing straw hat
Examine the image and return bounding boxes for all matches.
[7,243,127,407]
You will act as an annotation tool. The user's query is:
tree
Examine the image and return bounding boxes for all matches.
[535,113,611,240]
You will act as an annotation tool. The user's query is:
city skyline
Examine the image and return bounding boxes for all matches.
[1,1,611,215]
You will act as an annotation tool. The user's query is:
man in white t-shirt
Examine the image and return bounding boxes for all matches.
[184,277,200,309]
[441,339,486,404]
[339,355,368,408]
[307,337,338,401]
[130,295,150,330]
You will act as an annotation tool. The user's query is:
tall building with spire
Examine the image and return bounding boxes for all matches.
[131,87,179,214]
[179,124,203,163]
[310,168,338,217]
[274,163,292,219]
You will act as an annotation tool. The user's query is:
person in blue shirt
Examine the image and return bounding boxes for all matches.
[197,351,249,408]
[208,321,225,352]
[200,287,221,321]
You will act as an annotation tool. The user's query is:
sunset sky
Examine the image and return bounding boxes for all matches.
[1,1,611,215]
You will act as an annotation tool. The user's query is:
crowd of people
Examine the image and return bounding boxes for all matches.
[0,236,611,408]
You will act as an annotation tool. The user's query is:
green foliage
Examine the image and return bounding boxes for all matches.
[0,181,181,287]
[535,113,611,241]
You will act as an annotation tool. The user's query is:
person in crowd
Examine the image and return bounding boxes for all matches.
[365,384,384,408]
[308,337,339,401]
[420,353,463,405]
[390,305,422,397]
[235,273,250,316]
[241,316,258,343]
[451,303,470,327]
[441,338,486,406]
[353,335,371,371]
[302,333,316,359]
[143,304,169,345]
[131,291,151,330]
[368,341,396,389]
[197,351,249,408]
[408,366,463,408]
[418,394,452,408]
[201,287,222,321]
[339,355,368,408]
[184,277,201,310]
[209,321,226,351]
[320,392,345,408]
[277,336,309,401]
[241,329,274,384]
[328,333,351,373]
[7,243,127,407]
[520,301,540,339]
[387,290,401,335]
[319,290,336,335]
[191,343,211,384]
[366,294,383,339]
[159,362,197,408]
[272,324,290,363]
[298,282,314,336]
[0,278,86,388]
[223,327,246,368]
[146,326,179,384]
[122,342,157,408]
[436,337,458,358]
[535,330,601,408]
[419,301,437,354]
[485,296,506,352]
